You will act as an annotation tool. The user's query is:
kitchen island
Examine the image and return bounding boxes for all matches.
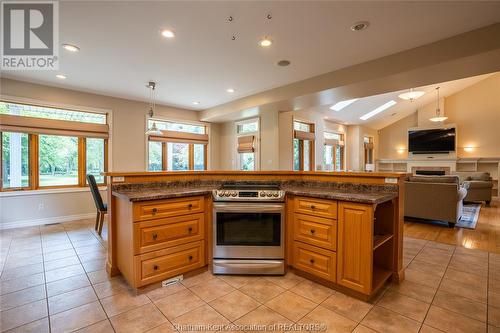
[104,171,406,301]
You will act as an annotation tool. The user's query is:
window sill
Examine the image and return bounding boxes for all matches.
[0,186,107,198]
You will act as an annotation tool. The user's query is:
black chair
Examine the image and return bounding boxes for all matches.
[87,174,107,236]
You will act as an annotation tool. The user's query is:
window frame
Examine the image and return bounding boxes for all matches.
[235,117,260,171]
[146,117,209,171]
[0,99,109,192]
[364,136,374,170]
[293,119,315,171]
[323,131,345,171]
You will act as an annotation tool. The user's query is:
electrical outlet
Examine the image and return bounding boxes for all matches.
[38,203,44,210]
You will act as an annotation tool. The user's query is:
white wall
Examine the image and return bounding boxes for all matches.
[0,78,200,228]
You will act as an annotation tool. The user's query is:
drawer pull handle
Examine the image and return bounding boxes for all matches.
[188,204,193,209]
[310,205,316,210]
[310,229,315,234]
[153,265,159,270]
[188,227,193,233]
[152,233,158,240]
[309,259,315,264]
[188,255,193,261]
[152,208,158,215]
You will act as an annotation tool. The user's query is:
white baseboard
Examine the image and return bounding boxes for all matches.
[1,212,96,230]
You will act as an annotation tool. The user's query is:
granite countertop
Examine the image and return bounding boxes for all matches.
[112,186,217,202]
[281,186,397,204]
[113,180,397,204]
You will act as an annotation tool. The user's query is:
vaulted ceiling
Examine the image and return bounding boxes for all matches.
[3,1,500,112]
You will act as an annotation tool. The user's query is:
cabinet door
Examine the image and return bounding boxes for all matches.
[337,202,373,294]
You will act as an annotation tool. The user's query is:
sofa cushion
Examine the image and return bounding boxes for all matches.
[465,180,493,189]
[470,173,491,181]
[408,175,459,184]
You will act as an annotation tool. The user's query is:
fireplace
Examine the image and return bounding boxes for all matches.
[415,170,446,176]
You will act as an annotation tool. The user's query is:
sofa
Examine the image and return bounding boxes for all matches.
[452,171,493,205]
[404,175,468,227]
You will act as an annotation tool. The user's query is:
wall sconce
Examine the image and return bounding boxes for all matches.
[396,148,406,154]
[463,146,475,152]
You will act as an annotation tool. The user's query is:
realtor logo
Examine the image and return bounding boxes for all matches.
[1,1,59,70]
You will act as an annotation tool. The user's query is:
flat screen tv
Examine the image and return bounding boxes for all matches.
[408,128,456,154]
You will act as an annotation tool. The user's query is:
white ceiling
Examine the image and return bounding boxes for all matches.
[319,73,493,130]
[3,1,500,111]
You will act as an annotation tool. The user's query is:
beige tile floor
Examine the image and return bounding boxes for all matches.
[1,219,500,333]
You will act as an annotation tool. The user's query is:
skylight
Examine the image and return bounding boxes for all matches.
[330,98,358,111]
[360,100,397,120]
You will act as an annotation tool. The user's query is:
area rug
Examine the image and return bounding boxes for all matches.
[456,204,482,229]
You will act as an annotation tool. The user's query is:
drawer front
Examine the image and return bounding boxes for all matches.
[135,241,205,287]
[295,197,337,219]
[294,214,336,251]
[133,196,204,221]
[134,213,204,254]
[293,241,336,282]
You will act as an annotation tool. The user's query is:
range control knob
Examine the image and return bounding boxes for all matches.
[273,193,279,197]
[260,192,266,197]
[267,192,273,197]
[231,191,237,197]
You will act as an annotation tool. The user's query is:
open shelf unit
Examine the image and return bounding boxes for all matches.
[376,158,500,197]
[371,199,396,293]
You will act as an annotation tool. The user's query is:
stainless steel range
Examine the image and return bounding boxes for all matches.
[212,183,285,275]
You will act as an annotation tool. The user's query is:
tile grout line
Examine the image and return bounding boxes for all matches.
[63,222,116,333]
[418,242,456,333]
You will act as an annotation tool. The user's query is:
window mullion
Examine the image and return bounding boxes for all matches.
[162,142,167,171]
[78,138,86,187]
[31,134,39,190]
[188,144,194,170]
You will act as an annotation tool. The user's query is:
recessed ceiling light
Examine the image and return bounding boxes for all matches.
[226,88,235,93]
[277,60,291,67]
[350,21,370,32]
[259,37,273,47]
[192,101,200,105]
[360,100,396,120]
[161,29,175,38]
[62,44,79,52]
[56,74,67,79]
[398,89,425,101]
[330,98,359,111]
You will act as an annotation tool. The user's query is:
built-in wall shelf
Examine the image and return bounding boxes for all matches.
[376,157,500,197]
[373,234,394,251]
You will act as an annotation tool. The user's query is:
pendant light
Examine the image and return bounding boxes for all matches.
[145,81,162,136]
[398,88,425,101]
[429,86,448,122]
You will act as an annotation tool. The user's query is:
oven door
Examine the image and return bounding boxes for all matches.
[213,202,284,259]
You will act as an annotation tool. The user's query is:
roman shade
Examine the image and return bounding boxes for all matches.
[324,139,345,146]
[294,130,315,141]
[149,130,209,145]
[237,135,255,153]
[0,114,109,138]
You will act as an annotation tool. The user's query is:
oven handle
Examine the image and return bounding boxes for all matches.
[213,203,284,213]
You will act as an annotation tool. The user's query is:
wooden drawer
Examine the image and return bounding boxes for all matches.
[133,196,204,221]
[135,241,205,287]
[294,213,336,251]
[294,196,337,219]
[134,213,204,254]
[293,241,336,282]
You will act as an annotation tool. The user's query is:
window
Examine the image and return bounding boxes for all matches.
[147,119,208,171]
[293,120,315,171]
[364,136,374,171]
[1,132,29,189]
[236,118,259,171]
[0,101,108,191]
[324,132,345,171]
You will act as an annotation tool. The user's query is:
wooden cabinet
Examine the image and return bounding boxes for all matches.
[133,213,204,254]
[115,195,207,288]
[293,213,336,251]
[294,196,337,219]
[291,196,338,283]
[336,202,373,294]
[293,241,336,281]
[135,240,204,287]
